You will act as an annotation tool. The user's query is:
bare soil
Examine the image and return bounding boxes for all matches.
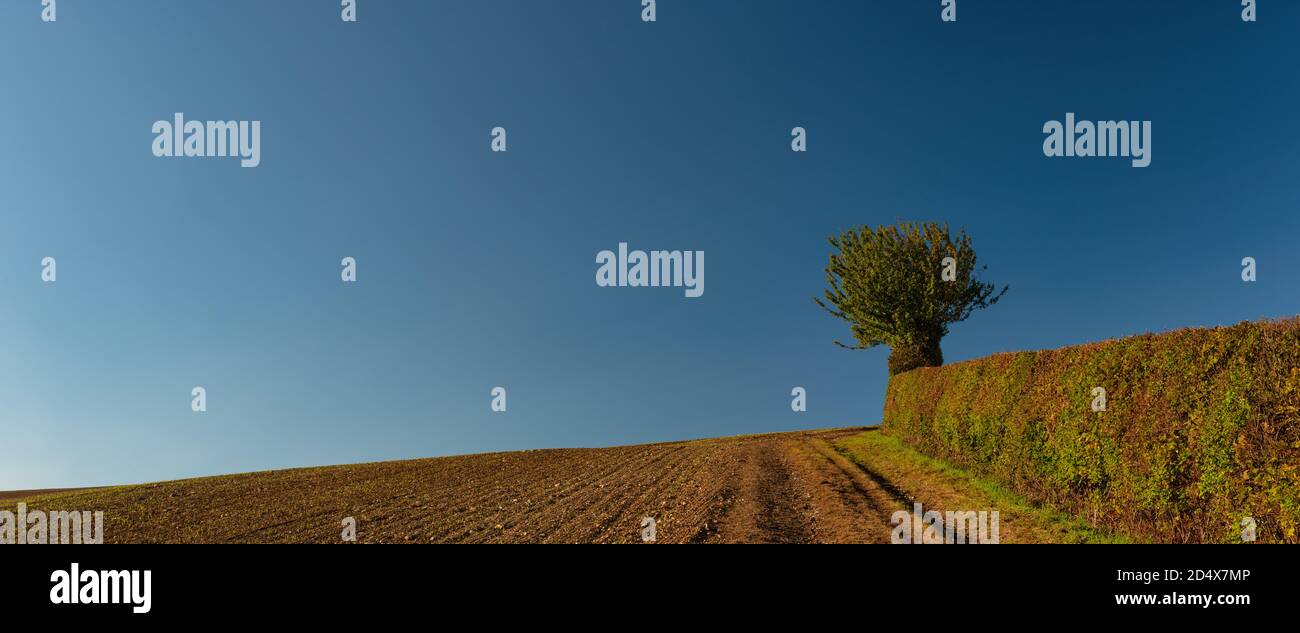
[0,428,1113,543]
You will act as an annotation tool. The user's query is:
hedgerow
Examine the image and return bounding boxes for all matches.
[883,318,1300,543]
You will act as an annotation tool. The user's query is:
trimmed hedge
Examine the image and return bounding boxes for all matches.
[883,318,1300,543]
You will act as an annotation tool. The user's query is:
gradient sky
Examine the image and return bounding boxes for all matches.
[2,0,1298,489]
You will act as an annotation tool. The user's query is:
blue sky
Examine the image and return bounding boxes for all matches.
[2,0,1297,488]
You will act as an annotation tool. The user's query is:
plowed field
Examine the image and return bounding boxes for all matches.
[1,428,1120,543]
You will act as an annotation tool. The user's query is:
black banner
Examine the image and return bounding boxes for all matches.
[1,544,1287,621]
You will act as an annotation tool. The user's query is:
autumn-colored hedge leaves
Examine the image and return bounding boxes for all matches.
[884,318,1300,543]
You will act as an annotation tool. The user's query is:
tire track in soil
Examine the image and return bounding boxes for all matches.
[751,441,815,543]
[712,439,815,543]
[792,437,909,543]
[707,434,915,544]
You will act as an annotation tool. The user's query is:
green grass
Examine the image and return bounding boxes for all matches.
[833,429,1130,543]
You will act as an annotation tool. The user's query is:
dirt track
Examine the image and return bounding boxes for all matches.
[1,428,1113,543]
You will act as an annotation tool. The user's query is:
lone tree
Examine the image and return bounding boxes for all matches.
[815,222,1007,376]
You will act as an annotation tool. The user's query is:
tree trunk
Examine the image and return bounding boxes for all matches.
[888,337,943,376]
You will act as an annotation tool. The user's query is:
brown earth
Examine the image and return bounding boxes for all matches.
[0,428,1116,544]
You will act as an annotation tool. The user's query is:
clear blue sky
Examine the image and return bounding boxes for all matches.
[2,1,1297,489]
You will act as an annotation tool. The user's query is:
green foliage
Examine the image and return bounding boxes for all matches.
[833,430,1127,543]
[883,318,1300,543]
[816,222,1006,375]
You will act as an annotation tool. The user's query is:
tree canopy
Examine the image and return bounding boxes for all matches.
[816,222,1007,375]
